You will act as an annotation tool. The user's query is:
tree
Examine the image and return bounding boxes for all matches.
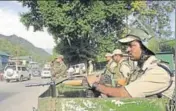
[19,0,131,63]
[131,1,175,38]
[128,1,175,53]
[19,0,170,63]
[159,39,176,52]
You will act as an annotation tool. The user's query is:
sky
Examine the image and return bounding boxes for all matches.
[0,1,56,52]
[0,1,175,51]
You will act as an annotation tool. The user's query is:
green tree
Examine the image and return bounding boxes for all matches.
[131,1,175,38]
[19,0,131,63]
[159,39,176,52]
[19,0,168,63]
[129,1,175,53]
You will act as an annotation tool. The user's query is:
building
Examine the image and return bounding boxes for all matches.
[9,56,32,66]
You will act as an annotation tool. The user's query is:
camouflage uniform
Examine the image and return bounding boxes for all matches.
[111,49,132,86]
[52,61,67,80]
[114,58,131,81]
[100,53,117,87]
[118,28,175,99]
[125,55,175,99]
[104,59,117,76]
[50,60,55,76]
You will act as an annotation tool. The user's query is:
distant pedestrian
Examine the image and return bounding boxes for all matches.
[88,60,93,75]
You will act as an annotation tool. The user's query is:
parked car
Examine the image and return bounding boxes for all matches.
[30,68,41,77]
[69,63,86,75]
[3,65,31,82]
[41,68,51,78]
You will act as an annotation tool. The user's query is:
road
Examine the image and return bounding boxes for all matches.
[0,77,50,111]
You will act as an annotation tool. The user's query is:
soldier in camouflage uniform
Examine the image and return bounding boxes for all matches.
[112,49,131,86]
[104,53,117,77]
[50,58,56,74]
[51,55,67,82]
[86,28,175,100]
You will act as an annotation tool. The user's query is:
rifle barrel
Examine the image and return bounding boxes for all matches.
[25,75,86,87]
[25,82,53,87]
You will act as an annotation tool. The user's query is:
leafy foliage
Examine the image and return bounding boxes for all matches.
[129,1,175,53]
[19,0,175,63]
[19,0,130,63]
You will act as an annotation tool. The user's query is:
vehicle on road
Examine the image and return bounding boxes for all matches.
[41,67,51,79]
[3,65,31,82]
[30,68,41,77]
[69,63,86,75]
[28,61,41,77]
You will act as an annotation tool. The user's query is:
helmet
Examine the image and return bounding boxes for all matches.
[118,28,154,54]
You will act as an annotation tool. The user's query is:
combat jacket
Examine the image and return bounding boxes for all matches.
[114,59,131,80]
[104,59,117,76]
[52,61,67,79]
[125,56,175,99]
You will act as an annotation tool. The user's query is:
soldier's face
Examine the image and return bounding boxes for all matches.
[127,41,142,61]
[113,54,121,62]
[56,58,62,62]
[105,56,111,61]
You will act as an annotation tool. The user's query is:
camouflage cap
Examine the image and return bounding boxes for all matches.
[118,28,152,43]
[118,28,155,55]
[112,49,123,56]
[105,53,113,57]
[56,55,64,59]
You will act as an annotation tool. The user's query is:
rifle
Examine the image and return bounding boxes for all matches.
[25,75,86,97]
[25,75,86,87]
[25,74,113,98]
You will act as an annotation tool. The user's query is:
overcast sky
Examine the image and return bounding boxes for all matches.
[0,1,56,50]
[0,1,175,50]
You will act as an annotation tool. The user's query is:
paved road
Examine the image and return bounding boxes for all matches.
[0,77,50,111]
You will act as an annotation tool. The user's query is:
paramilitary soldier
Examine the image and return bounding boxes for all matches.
[103,53,117,77]
[86,28,175,100]
[112,49,131,86]
[51,55,67,82]
[99,53,117,88]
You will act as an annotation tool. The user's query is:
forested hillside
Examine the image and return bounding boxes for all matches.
[0,34,51,63]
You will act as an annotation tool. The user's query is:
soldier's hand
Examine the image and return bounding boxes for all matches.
[86,75,101,87]
[117,79,127,86]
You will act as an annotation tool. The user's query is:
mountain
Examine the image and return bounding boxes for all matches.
[0,34,51,62]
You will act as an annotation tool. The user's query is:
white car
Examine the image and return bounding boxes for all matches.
[71,63,86,75]
[41,68,51,78]
[4,65,31,82]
